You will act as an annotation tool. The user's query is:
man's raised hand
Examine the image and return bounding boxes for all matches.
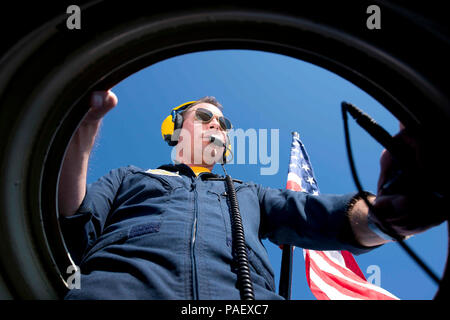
[82,90,118,125]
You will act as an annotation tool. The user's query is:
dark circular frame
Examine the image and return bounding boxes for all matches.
[0,1,448,299]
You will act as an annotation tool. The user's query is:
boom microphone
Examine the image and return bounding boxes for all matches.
[210,135,226,147]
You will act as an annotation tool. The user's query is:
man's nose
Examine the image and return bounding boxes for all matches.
[208,117,221,130]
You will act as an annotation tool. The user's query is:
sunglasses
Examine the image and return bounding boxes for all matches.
[193,108,232,131]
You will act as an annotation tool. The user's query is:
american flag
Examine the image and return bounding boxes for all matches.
[285,131,399,300]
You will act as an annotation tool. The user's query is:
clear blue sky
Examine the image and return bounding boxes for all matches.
[85,49,447,300]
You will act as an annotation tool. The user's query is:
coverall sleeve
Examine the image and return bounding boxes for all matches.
[256,185,377,255]
[59,166,130,264]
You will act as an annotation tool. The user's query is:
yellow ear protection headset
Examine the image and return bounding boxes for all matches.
[161,101,233,163]
[161,101,196,146]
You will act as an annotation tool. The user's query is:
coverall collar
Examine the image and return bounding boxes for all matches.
[158,163,220,180]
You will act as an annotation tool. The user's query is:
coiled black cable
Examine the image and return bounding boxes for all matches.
[223,171,255,300]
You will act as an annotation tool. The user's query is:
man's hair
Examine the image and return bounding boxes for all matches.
[182,96,223,113]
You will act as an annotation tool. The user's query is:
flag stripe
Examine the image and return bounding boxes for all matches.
[309,255,373,300]
[308,262,361,300]
[308,256,396,300]
[311,251,396,300]
[304,250,332,300]
[286,180,302,192]
[287,172,303,187]
[314,251,399,299]
[306,249,369,300]
[319,251,368,284]
[321,250,366,281]
[340,250,367,280]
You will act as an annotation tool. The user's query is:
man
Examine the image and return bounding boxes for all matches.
[59,90,445,299]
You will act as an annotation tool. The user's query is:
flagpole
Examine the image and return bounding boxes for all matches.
[279,244,294,299]
[278,132,299,300]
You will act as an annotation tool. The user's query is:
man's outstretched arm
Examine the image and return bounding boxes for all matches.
[58,90,118,217]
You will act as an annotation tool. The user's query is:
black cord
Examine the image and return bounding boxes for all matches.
[221,164,255,300]
[341,103,441,286]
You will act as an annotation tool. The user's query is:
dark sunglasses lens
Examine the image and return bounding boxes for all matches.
[196,108,232,130]
[219,117,232,130]
[195,109,213,122]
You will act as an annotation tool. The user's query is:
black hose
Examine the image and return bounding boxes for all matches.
[224,174,255,300]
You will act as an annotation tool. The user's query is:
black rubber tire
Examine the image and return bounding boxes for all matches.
[0,1,448,299]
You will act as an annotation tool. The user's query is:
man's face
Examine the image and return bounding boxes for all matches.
[175,103,227,166]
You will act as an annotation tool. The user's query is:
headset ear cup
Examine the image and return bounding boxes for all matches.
[170,113,184,144]
[161,112,186,146]
[161,114,175,145]
[162,101,197,147]
[170,129,180,146]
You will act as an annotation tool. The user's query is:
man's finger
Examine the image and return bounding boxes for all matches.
[85,90,118,123]
[377,148,394,193]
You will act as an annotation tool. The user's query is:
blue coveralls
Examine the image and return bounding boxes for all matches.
[60,163,373,299]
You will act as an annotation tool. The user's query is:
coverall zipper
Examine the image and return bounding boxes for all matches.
[191,183,199,300]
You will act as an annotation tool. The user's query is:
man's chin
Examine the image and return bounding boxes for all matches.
[193,149,221,166]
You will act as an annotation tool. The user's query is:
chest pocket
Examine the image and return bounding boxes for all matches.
[107,171,183,225]
[207,189,232,246]
[207,184,256,247]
